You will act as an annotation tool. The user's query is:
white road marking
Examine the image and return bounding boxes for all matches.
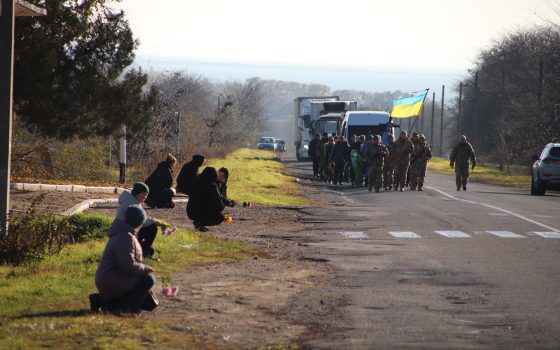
[435,230,472,238]
[533,232,560,239]
[388,231,421,238]
[485,231,526,238]
[488,213,509,216]
[334,190,355,203]
[339,231,367,238]
[426,187,560,232]
[532,215,553,218]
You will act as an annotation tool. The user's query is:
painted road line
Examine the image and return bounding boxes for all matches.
[426,187,560,232]
[388,231,421,238]
[485,231,526,238]
[533,232,560,239]
[532,215,553,218]
[435,230,472,238]
[488,213,509,216]
[338,231,368,239]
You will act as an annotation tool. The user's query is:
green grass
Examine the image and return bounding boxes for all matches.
[429,157,531,188]
[207,148,308,206]
[0,218,262,349]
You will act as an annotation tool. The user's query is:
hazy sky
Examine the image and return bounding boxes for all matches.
[110,0,553,71]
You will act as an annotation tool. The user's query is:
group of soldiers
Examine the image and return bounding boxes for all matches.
[308,131,477,193]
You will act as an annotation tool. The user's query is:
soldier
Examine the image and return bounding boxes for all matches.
[406,132,420,188]
[317,132,328,179]
[383,134,396,190]
[393,130,415,192]
[409,134,432,191]
[365,135,389,193]
[308,133,321,179]
[323,136,335,183]
[450,135,477,191]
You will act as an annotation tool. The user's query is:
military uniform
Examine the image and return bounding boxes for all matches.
[365,142,389,192]
[383,140,396,189]
[393,137,415,191]
[450,141,477,190]
[409,140,432,190]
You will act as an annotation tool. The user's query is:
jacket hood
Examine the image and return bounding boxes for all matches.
[199,166,218,183]
[108,219,136,238]
[118,190,138,206]
[192,155,206,167]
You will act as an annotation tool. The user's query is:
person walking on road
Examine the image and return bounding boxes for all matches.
[308,133,321,179]
[409,135,432,191]
[450,135,477,191]
[393,131,415,192]
[365,135,389,193]
[383,134,396,190]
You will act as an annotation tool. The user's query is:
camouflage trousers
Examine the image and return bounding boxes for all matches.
[383,164,394,189]
[455,163,470,189]
[410,161,428,189]
[368,165,383,191]
[394,161,410,189]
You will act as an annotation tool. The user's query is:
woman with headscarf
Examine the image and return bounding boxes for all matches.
[176,154,206,196]
[145,154,177,208]
[186,166,225,232]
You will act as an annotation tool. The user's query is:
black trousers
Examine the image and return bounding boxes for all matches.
[138,224,158,256]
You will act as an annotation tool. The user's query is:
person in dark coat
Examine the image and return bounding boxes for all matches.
[218,167,236,207]
[330,136,351,185]
[186,167,226,232]
[176,154,206,196]
[145,154,177,208]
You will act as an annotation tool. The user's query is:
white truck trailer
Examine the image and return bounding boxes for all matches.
[293,97,357,160]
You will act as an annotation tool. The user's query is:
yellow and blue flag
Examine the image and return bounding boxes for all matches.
[391,92,428,118]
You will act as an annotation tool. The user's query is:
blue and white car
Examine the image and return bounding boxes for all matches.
[257,137,277,150]
[531,143,560,195]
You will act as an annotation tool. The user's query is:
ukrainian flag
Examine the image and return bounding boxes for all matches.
[391,92,428,118]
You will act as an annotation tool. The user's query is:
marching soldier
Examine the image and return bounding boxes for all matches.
[393,130,415,192]
[365,135,389,193]
[409,134,432,191]
[450,135,477,191]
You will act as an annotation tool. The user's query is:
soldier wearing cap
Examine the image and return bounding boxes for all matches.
[364,135,389,193]
[409,134,432,191]
[393,130,415,192]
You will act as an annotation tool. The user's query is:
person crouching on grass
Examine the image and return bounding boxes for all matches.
[91,205,157,314]
[116,182,167,258]
[187,167,226,232]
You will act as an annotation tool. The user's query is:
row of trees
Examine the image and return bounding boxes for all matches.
[454,25,560,163]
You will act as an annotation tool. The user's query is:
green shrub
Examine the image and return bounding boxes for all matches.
[64,213,113,242]
[0,212,113,265]
[0,212,74,265]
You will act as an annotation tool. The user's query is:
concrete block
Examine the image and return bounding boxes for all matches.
[40,184,58,191]
[23,183,41,191]
[72,185,86,192]
[56,185,73,192]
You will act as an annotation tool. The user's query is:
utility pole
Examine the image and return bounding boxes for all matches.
[473,72,478,143]
[440,85,445,157]
[458,82,462,135]
[175,111,180,156]
[430,92,435,147]
[0,0,15,235]
[119,125,126,184]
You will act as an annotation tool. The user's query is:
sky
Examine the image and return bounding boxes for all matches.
[109,0,556,91]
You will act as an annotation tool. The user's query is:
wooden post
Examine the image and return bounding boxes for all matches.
[440,85,445,156]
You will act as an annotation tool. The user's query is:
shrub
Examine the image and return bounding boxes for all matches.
[0,212,113,265]
[64,213,113,242]
[0,212,74,265]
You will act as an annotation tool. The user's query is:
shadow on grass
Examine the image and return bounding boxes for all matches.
[14,309,89,319]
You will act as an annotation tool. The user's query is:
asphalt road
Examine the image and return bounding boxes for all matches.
[286,160,560,349]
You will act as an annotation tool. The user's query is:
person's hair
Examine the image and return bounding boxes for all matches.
[328,136,334,142]
[200,166,218,182]
[218,167,229,182]
[164,154,177,167]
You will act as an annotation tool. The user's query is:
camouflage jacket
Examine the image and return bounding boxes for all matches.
[365,143,389,167]
[411,143,432,165]
[393,138,415,163]
[450,142,476,167]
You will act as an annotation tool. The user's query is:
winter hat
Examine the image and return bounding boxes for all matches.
[125,204,146,228]
[131,182,149,196]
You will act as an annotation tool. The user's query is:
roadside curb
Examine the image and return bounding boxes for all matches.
[10,182,126,194]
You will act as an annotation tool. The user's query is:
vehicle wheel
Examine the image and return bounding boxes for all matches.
[536,174,546,196]
[530,175,538,195]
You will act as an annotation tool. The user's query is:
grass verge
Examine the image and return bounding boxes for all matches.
[207,148,308,206]
[0,216,263,349]
[429,157,530,189]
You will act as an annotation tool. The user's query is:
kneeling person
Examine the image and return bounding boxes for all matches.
[187,167,226,232]
[92,205,157,314]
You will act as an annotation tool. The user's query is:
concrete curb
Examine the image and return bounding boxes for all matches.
[11,182,126,194]
[63,198,189,216]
